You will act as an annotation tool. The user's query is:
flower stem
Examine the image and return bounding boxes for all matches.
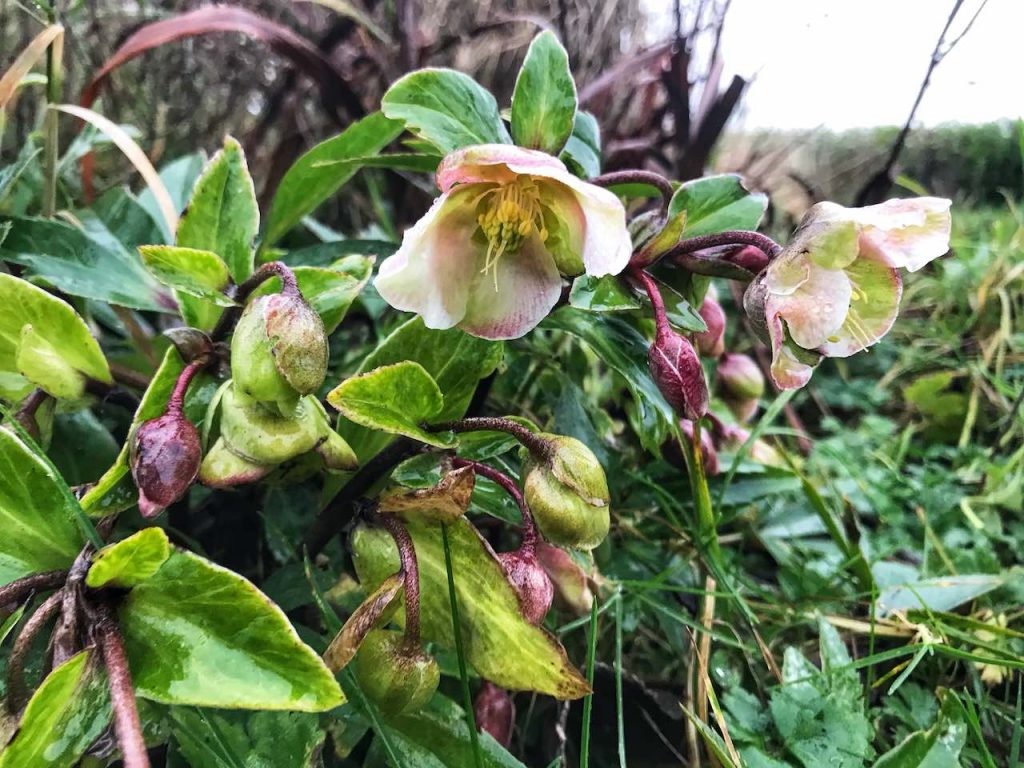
[42,16,63,217]
[95,602,150,768]
[13,388,51,440]
[0,569,68,609]
[210,261,300,341]
[376,512,422,644]
[430,417,550,458]
[591,170,674,209]
[666,230,782,260]
[166,359,205,416]
[6,589,64,713]
[632,269,671,338]
[441,523,484,768]
[452,458,537,552]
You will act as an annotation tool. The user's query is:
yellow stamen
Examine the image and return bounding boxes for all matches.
[475,179,548,291]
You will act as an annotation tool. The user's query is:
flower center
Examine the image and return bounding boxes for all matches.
[476,179,548,290]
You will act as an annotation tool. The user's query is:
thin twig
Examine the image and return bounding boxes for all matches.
[6,590,64,713]
[95,602,150,768]
[429,417,551,458]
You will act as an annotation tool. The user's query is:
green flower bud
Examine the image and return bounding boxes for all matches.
[231,292,327,412]
[219,384,322,465]
[355,629,439,717]
[522,434,610,550]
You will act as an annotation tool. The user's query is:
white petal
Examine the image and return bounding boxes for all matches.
[458,235,562,340]
[374,186,484,329]
[852,198,952,272]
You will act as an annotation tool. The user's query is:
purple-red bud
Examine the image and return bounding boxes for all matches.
[680,419,719,476]
[649,328,709,421]
[536,543,594,617]
[474,682,515,747]
[130,411,201,518]
[497,548,554,625]
[694,296,726,357]
[717,352,765,422]
[728,244,771,274]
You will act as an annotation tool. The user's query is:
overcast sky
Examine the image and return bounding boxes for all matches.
[647,0,1020,130]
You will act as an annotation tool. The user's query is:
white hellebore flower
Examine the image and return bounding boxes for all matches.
[744,198,952,389]
[375,144,632,340]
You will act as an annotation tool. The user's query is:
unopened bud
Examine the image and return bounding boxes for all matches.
[536,543,594,617]
[728,245,770,274]
[474,682,515,747]
[354,629,439,717]
[649,328,709,421]
[497,548,553,625]
[231,290,327,412]
[679,419,719,476]
[717,352,764,422]
[522,435,610,550]
[694,296,726,357]
[130,410,201,518]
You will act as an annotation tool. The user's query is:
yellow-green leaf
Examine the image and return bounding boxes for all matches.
[86,527,171,588]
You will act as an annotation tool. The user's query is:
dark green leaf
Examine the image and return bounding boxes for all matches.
[382,69,511,154]
[264,112,404,247]
[874,690,967,768]
[877,575,1004,617]
[569,274,640,312]
[559,111,601,178]
[168,707,326,768]
[511,31,577,154]
[668,174,767,238]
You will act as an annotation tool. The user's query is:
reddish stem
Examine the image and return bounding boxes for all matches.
[166,360,205,416]
[376,513,422,645]
[95,603,150,768]
[6,590,64,713]
[632,269,672,339]
[591,170,674,209]
[666,230,782,260]
[453,458,538,552]
[210,260,300,341]
[430,417,551,458]
[0,569,68,609]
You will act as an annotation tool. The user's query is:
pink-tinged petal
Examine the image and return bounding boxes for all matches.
[819,255,903,357]
[766,256,852,351]
[374,186,485,330]
[458,235,561,340]
[554,175,632,277]
[789,212,860,271]
[766,311,818,390]
[537,181,586,275]
[854,197,952,272]
[437,144,565,192]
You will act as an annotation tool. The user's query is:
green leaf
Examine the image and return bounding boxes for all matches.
[119,549,344,711]
[168,708,326,768]
[139,245,234,306]
[0,146,40,205]
[0,273,111,399]
[137,153,205,240]
[768,619,871,768]
[874,690,967,768]
[311,152,442,174]
[281,239,397,268]
[543,308,672,451]
[81,348,219,517]
[559,111,601,178]
[352,517,590,699]
[86,527,171,588]
[668,174,767,238]
[0,426,84,583]
[264,112,405,247]
[250,259,372,334]
[569,274,640,312]
[328,361,454,448]
[0,650,111,768]
[510,31,577,154]
[877,574,1004,617]
[367,695,526,768]
[382,68,512,154]
[177,136,259,284]
[0,217,173,312]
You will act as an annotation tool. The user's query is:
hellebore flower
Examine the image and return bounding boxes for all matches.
[375,144,632,340]
[716,352,764,422]
[694,293,726,357]
[744,198,951,389]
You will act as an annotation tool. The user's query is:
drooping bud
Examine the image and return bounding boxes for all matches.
[354,629,439,717]
[231,282,327,413]
[648,327,710,421]
[717,352,765,423]
[130,361,204,518]
[522,434,610,550]
[536,543,594,617]
[679,419,719,476]
[694,295,726,357]
[474,682,515,748]
[497,549,553,625]
[727,244,770,274]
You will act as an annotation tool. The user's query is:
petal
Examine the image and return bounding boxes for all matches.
[851,197,952,271]
[793,217,861,271]
[538,181,586,275]
[437,144,565,192]
[374,186,484,330]
[766,311,818,390]
[458,235,561,340]
[819,255,903,357]
[553,175,632,277]
[767,256,852,351]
